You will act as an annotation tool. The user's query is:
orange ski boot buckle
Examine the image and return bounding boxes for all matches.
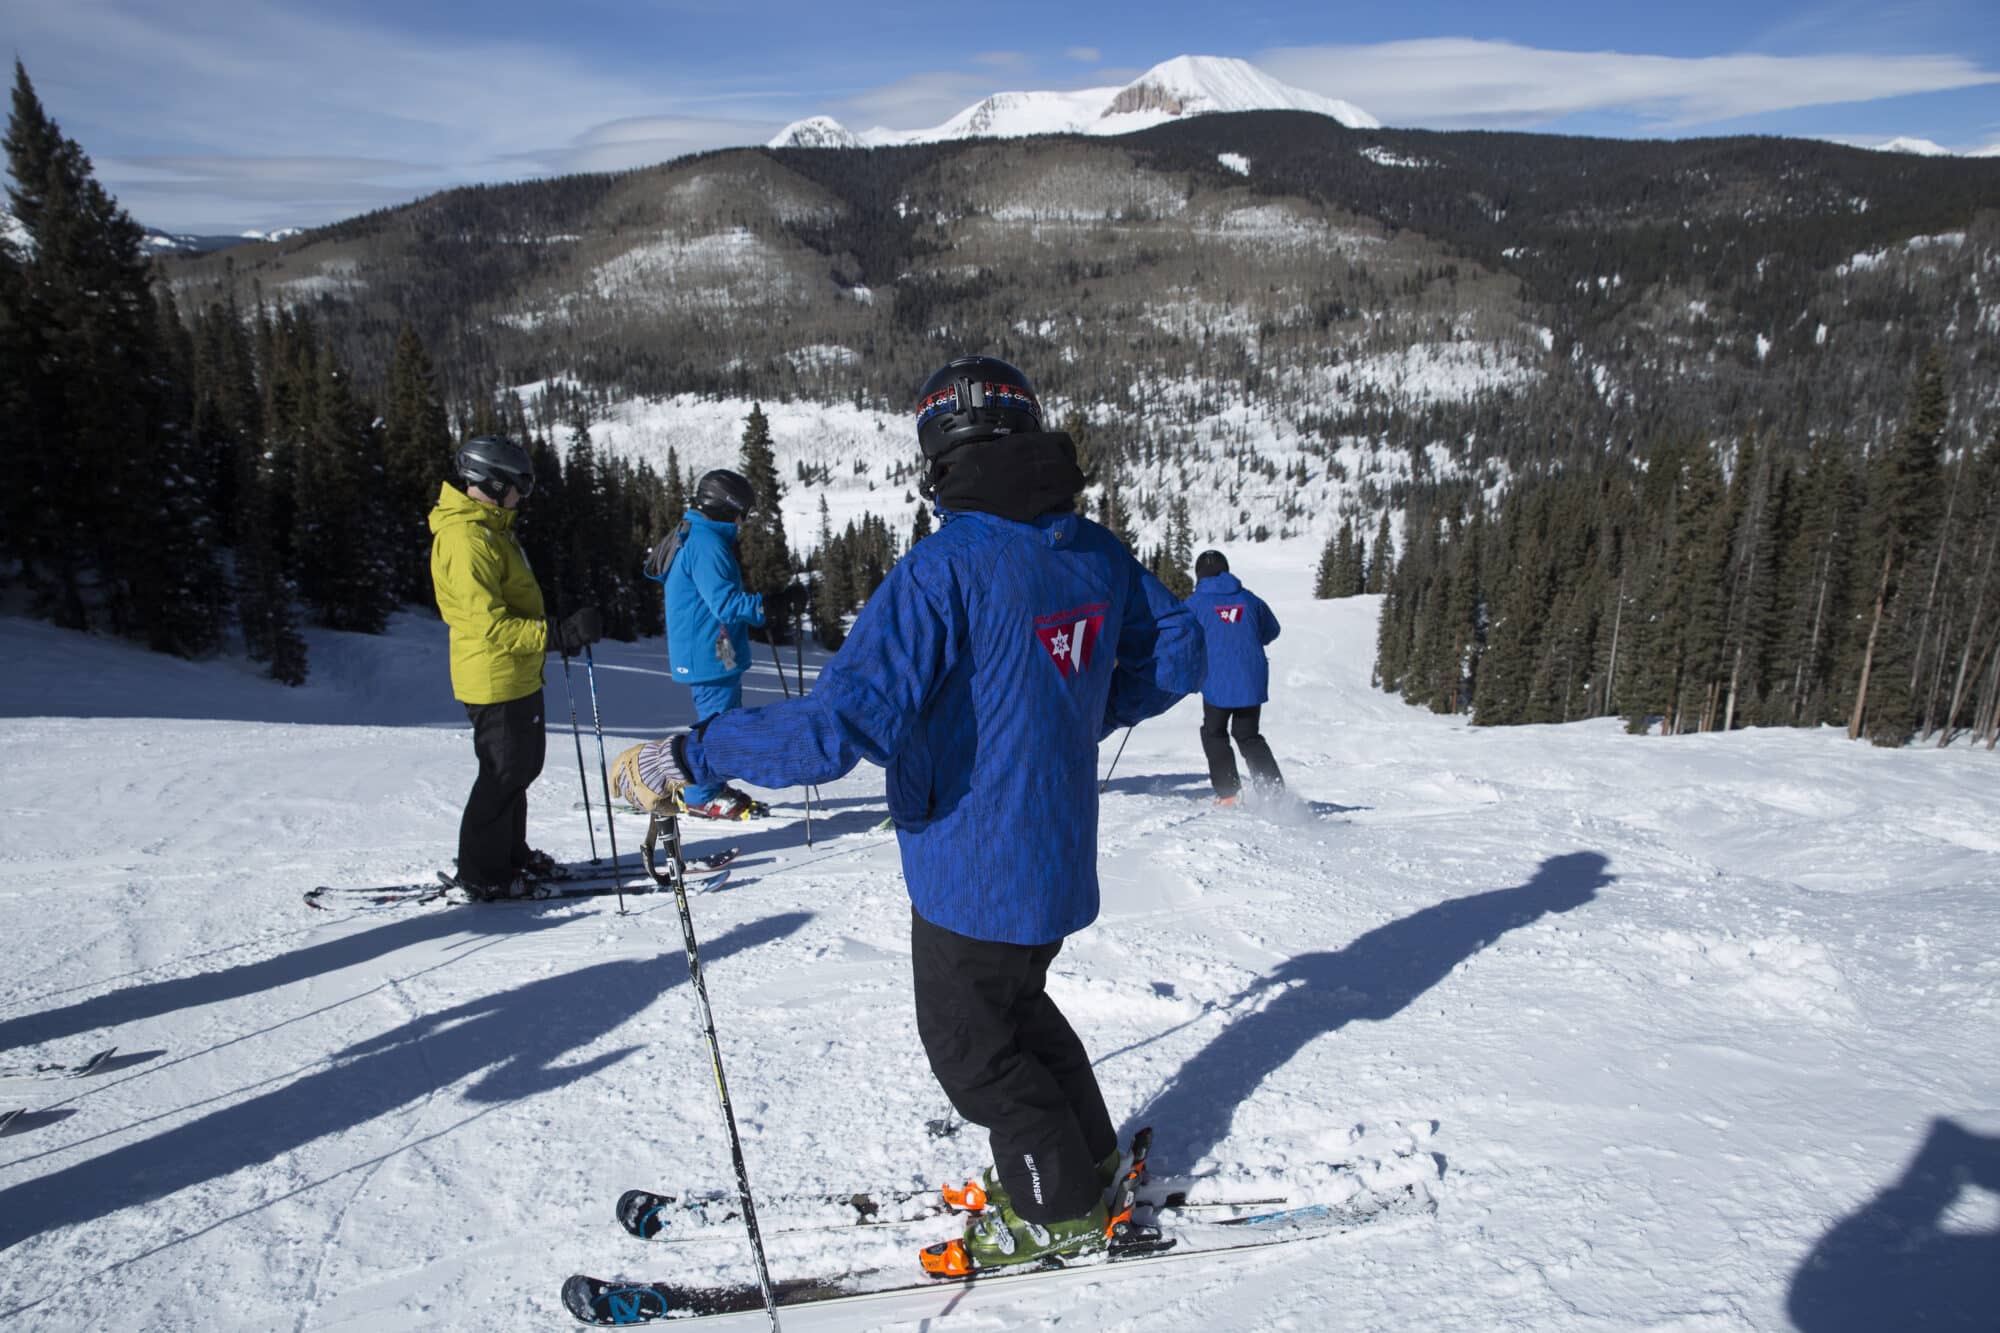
[920,1238,973,1277]
[940,1177,989,1212]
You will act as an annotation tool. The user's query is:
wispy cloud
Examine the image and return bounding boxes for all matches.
[1257,39,2000,129]
[1065,47,1102,64]
[9,0,798,228]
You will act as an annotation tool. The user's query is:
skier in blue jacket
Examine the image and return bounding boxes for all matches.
[645,469,788,820]
[1183,550,1285,803]
[614,355,1204,1272]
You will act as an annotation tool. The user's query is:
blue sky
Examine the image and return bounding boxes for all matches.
[5,0,1997,232]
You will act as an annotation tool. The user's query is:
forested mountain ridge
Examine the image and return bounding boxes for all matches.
[166,113,2000,506]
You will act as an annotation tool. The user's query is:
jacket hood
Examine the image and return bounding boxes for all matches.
[429,480,518,535]
[938,505,1081,549]
[1195,572,1243,595]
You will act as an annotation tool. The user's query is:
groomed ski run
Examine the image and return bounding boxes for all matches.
[2,565,1996,1330]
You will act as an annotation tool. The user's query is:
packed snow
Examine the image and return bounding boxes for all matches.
[1,544,1995,1331]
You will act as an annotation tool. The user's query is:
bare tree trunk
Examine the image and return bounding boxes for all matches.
[1939,528,1998,746]
[1723,641,1745,732]
[1794,526,1837,723]
[1848,547,1894,741]
[1985,646,2000,749]
[1909,448,1965,693]
[1604,574,1624,718]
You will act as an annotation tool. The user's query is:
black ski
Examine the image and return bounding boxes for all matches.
[614,1180,1291,1241]
[0,1046,119,1084]
[562,1185,1431,1325]
[303,851,736,913]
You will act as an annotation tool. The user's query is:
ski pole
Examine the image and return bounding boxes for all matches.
[764,616,812,847]
[644,811,782,1331]
[1100,725,1134,795]
[582,645,625,912]
[791,605,819,837]
[557,651,601,863]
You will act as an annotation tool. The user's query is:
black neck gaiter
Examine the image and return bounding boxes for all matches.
[932,432,1087,524]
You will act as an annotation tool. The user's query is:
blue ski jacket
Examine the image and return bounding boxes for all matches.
[1183,572,1280,708]
[649,510,766,685]
[685,507,1205,945]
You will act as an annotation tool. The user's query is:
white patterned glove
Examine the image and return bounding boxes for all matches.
[612,734,693,812]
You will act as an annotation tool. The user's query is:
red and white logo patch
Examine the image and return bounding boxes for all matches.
[1215,604,1245,625]
[1034,603,1107,679]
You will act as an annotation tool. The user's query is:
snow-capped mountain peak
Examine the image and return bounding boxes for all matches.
[771,54,1376,151]
[767,116,862,150]
[1874,136,1952,156]
[1101,55,1378,129]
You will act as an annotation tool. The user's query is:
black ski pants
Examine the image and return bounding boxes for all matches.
[911,907,1117,1224]
[1200,702,1284,799]
[457,688,547,888]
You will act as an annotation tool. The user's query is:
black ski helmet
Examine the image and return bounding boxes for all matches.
[915,355,1043,461]
[455,434,535,501]
[1195,550,1228,579]
[694,468,755,520]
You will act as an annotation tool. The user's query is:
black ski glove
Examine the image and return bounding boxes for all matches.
[549,606,603,657]
[764,585,802,624]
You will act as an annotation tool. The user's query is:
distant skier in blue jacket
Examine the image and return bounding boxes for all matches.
[1183,550,1284,803]
[613,355,1205,1272]
[644,469,786,820]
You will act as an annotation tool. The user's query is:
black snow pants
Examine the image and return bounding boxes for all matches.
[1200,702,1284,799]
[457,688,547,888]
[911,907,1117,1223]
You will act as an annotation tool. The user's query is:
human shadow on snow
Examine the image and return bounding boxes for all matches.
[0,910,811,1253]
[1787,1117,2000,1331]
[1127,851,1613,1170]
[0,902,579,1054]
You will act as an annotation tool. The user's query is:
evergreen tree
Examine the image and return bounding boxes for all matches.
[735,404,793,619]
[910,499,933,547]
[294,347,396,632]
[1848,351,1948,744]
[381,324,453,602]
[661,445,687,520]
[3,61,226,653]
[1366,512,1394,594]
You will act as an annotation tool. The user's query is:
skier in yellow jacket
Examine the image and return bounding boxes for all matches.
[429,434,601,899]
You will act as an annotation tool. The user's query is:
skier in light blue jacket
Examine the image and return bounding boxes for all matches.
[645,469,778,820]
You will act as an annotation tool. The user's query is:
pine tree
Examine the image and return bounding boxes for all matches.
[294,347,396,632]
[910,500,933,547]
[381,324,453,602]
[1366,512,1394,593]
[1849,351,1948,744]
[3,60,226,653]
[735,404,793,618]
[661,445,687,520]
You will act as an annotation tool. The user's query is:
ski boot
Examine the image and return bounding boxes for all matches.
[519,848,574,884]
[685,786,769,820]
[921,1197,1111,1275]
[941,1144,1123,1215]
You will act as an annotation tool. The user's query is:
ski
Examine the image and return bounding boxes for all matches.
[0,1107,24,1134]
[614,1180,1293,1241]
[562,1185,1431,1325]
[303,853,736,913]
[0,1046,118,1084]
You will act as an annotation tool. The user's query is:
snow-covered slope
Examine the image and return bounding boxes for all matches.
[1,553,1995,1329]
[769,54,1378,149]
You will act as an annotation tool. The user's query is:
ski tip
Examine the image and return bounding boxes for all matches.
[615,1189,672,1240]
[563,1274,670,1326]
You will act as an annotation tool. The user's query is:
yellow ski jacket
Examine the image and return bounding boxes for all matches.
[428,482,548,704]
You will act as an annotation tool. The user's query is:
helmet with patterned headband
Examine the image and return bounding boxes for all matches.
[914,355,1044,462]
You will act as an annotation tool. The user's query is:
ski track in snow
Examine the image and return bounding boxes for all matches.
[1,542,1996,1330]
